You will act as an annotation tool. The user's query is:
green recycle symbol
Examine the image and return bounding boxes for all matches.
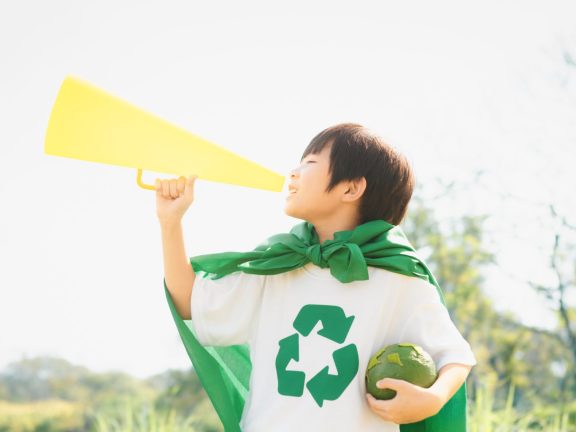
[275,304,359,407]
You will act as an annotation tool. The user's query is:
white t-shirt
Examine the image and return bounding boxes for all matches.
[189,262,477,432]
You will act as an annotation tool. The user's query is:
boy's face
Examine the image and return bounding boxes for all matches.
[284,144,344,223]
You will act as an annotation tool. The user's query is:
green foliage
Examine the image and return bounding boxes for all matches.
[91,400,223,432]
[0,357,155,407]
[0,357,90,403]
[0,363,222,432]
[89,398,202,432]
[148,369,206,416]
[1,192,575,430]
[403,192,573,414]
[469,384,576,432]
[0,399,85,432]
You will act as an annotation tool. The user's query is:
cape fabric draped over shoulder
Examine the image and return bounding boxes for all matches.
[163,219,468,432]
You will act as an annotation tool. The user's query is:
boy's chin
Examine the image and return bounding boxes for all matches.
[283,205,307,221]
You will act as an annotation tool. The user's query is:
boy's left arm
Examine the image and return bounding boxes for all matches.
[365,363,473,425]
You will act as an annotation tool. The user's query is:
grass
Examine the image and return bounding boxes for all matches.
[0,399,84,432]
[88,398,218,432]
[468,384,575,432]
[1,385,574,432]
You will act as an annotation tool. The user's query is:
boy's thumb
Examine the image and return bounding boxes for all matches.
[377,378,407,391]
[185,175,198,196]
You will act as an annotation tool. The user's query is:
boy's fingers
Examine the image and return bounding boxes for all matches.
[169,179,179,198]
[366,393,377,405]
[162,179,170,197]
[155,176,195,198]
[366,393,391,413]
[177,176,186,194]
[377,378,407,391]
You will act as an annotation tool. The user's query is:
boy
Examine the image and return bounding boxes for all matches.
[157,123,476,431]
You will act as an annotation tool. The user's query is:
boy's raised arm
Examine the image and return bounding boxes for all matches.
[156,175,198,320]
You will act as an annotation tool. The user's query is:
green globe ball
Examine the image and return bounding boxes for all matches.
[365,343,438,400]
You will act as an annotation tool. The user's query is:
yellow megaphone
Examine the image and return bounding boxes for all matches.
[44,76,285,192]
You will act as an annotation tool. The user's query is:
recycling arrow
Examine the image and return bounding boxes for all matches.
[306,343,359,407]
[293,304,355,344]
[276,333,306,396]
[275,303,359,406]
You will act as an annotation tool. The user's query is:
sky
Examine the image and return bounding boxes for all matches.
[1,0,575,379]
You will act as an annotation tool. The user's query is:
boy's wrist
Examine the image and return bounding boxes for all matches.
[428,363,472,408]
[159,216,183,228]
[427,383,450,408]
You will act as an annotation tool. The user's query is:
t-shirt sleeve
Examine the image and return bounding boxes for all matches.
[395,276,477,370]
[190,270,266,347]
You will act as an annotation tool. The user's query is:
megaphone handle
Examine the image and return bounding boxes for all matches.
[137,169,156,191]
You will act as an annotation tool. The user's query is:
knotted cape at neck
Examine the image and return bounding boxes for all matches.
[164,218,467,432]
[190,219,432,285]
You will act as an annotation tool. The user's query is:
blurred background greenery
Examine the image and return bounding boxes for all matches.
[2,187,576,431]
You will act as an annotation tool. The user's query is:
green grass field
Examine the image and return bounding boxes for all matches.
[1,385,575,432]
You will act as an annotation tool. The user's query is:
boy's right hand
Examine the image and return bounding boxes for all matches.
[155,175,198,223]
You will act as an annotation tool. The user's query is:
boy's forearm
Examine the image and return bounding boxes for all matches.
[429,363,472,407]
[160,219,195,320]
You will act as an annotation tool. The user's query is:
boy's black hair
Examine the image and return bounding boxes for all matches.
[301,123,415,226]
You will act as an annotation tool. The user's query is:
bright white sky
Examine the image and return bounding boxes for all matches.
[1,0,575,378]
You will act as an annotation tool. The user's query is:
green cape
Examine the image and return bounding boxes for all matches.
[164,219,468,431]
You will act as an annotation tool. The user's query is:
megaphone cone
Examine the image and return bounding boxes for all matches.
[44,76,285,192]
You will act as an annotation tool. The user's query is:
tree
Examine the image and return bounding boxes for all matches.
[403,186,572,409]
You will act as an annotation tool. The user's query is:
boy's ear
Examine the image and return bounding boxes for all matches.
[343,177,367,202]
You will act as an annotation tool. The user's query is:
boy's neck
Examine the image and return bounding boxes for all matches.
[312,216,360,244]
